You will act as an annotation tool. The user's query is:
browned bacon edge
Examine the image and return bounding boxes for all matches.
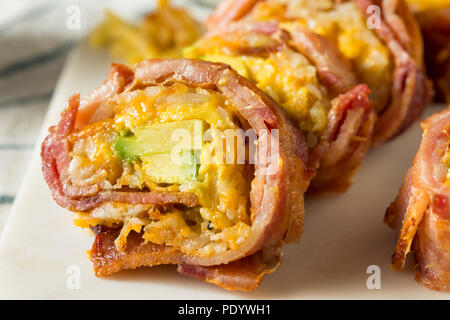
[42,59,312,291]
[415,8,450,103]
[288,27,358,96]
[385,106,450,291]
[207,0,432,145]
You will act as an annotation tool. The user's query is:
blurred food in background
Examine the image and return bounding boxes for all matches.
[406,0,450,102]
[89,0,204,64]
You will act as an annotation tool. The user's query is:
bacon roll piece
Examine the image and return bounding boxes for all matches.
[386,106,450,291]
[186,21,375,192]
[41,59,312,291]
[207,0,431,145]
[406,0,450,102]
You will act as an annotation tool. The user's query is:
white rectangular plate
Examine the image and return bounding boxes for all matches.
[0,41,449,299]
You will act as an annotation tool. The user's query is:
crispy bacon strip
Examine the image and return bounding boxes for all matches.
[76,63,134,130]
[207,0,432,145]
[355,0,431,144]
[91,228,181,277]
[198,21,375,192]
[289,27,358,96]
[309,84,376,192]
[42,59,311,291]
[386,106,450,291]
[125,58,311,267]
[207,0,259,28]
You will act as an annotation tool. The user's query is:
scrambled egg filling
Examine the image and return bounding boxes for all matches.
[89,0,203,63]
[185,32,331,145]
[247,0,394,113]
[70,84,251,257]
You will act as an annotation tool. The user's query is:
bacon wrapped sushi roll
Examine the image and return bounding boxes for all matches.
[386,106,450,291]
[406,0,450,102]
[207,0,432,145]
[185,21,375,192]
[41,59,312,291]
